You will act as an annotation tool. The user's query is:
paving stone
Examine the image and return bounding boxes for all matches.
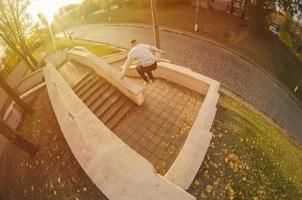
[148,154,160,166]
[111,79,203,174]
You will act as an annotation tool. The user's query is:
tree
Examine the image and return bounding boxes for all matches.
[0,119,39,156]
[81,0,102,17]
[0,0,38,71]
[0,71,33,115]
[237,0,300,31]
[51,18,68,40]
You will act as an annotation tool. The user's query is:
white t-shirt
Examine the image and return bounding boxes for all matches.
[128,44,156,67]
[121,44,164,76]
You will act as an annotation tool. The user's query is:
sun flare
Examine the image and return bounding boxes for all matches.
[28,0,83,22]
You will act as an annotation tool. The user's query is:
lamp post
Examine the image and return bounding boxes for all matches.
[38,13,57,53]
[150,0,160,48]
[195,0,200,32]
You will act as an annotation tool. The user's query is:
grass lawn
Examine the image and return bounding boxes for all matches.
[0,90,300,199]
[2,39,120,78]
[81,4,302,102]
[33,39,121,62]
[189,94,302,199]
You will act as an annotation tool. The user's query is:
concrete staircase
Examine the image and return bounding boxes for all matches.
[72,72,134,129]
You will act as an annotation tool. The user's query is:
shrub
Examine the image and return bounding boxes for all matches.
[279,30,293,48]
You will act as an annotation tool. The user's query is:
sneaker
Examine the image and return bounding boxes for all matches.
[143,81,149,85]
[149,79,155,84]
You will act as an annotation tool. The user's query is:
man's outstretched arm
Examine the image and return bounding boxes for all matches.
[120,54,134,78]
[150,46,166,54]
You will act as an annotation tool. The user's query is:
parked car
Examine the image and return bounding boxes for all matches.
[269,22,280,35]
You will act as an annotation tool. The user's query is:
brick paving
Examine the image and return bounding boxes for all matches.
[112,79,204,175]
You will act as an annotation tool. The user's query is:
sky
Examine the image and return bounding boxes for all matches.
[28,0,84,22]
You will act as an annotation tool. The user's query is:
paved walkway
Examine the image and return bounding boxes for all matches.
[62,24,302,145]
[112,78,204,175]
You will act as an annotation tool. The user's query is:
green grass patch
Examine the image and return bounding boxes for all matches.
[33,39,120,62]
[2,39,120,76]
[189,94,302,199]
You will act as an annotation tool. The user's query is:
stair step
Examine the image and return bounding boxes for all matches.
[100,96,128,123]
[73,73,94,92]
[76,76,100,97]
[86,83,111,107]
[89,87,117,113]
[95,91,122,118]
[106,100,134,129]
[80,79,106,101]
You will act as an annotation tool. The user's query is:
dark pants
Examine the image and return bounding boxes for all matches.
[136,62,157,82]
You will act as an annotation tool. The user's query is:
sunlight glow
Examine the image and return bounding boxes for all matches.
[28,0,84,22]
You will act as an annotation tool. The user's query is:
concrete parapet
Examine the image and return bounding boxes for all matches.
[67,47,144,105]
[44,50,68,68]
[44,63,195,200]
[15,69,44,95]
[3,83,46,130]
[102,51,128,64]
[1,68,45,129]
[125,61,220,189]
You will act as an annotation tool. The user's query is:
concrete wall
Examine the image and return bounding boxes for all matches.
[0,88,9,113]
[44,50,68,68]
[3,83,46,130]
[41,48,219,194]
[0,61,29,112]
[67,48,144,105]
[1,67,45,130]
[44,63,195,200]
[101,51,128,64]
[15,69,44,94]
[126,62,220,189]
[6,60,29,88]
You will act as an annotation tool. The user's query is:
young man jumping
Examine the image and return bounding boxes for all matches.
[120,39,165,85]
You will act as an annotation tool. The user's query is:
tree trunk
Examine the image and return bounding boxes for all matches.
[0,73,33,115]
[22,57,36,72]
[21,43,38,68]
[26,51,38,67]
[0,120,39,156]
[0,33,36,71]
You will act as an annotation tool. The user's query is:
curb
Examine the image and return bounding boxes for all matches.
[97,23,302,110]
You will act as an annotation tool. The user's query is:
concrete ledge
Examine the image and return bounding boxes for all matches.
[0,61,29,113]
[15,68,44,95]
[59,61,91,88]
[125,62,220,189]
[165,130,212,188]
[44,50,68,68]
[3,83,46,130]
[1,67,45,129]
[44,63,195,200]
[67,47,144,105]
[101,50,128,64]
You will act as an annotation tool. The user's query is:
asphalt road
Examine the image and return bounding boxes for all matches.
[61,24,302,145]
